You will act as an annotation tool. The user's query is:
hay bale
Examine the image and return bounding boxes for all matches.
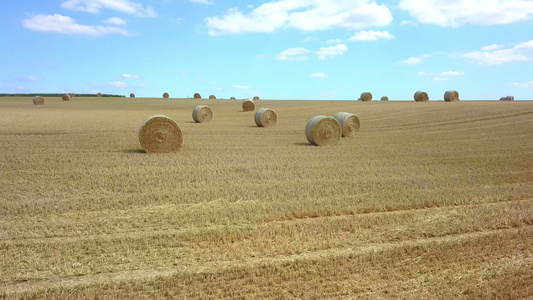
[138,115,183,153]
[192,105,213,123]
[305,116,341,146]
[414,91,429,102]
[33,96,44,105]
[242,99,255,111]
[97,93,102,97]
[360,92,372,102]
[444,90,459,102]
[193,93,201,99]
[333,112,360,137]
[381,96,389,101]
[68,93,75,98]
[130,93,135,98]
[163,92,169,98]
[230,97,236,100]
[62,94,70,101]
[255,108,277,127]
[209,95,216,99]
[500,96,515,101]
[253,96,260,100]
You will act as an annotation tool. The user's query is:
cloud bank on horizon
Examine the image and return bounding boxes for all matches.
[1,0,532,100]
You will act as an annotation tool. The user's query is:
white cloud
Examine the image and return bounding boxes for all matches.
[395,54,432,65]
[399,0,533,27]
[206,0,393,36]
[462,41,533,65]
[310,72,329,78]
[349,30,394,41]
[103,17,126,25]
[276,47,311,61]
[190,0,214,4]
[121,73,141,79]
[233,85,250,90]
[511,80,533,88]
[17,76,42,81]
[317,44,347,60]
[23,14,132,36]
[400,20,417,26]
[109,81,129,88]
[418,71,465,81]
[326,38,343,43]
[61,0,156,17]
[481,44,504,51]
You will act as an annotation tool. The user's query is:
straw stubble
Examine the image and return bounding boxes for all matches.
[305,116,341,146]
[138,115,183,153]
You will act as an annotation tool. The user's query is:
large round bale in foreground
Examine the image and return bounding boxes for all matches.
[333,112,360,137]
[306,116,341,146]
[381,96,389,101]
[500,96,515,101]
[193,93,201,99]
[192,105,213,123]
[130,93,135,98]
[62,94,70,101]
[209,95,216,99]
[444,90,459,102]
[242,99,255,111]
[360,92,372,102]
[138,115,183,153]
[254,108,277,127]
[33,96,44,105]
[163,92,169,98]
[414,91,429,102]
[97,93,102,97]
[253,96,260,100]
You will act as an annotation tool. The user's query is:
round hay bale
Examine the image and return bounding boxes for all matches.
[230,97,236,100]
[33,96,44,105]
[192,105,213,123]
[333,112,360,137]
[97,93,102,97]
[414,91,429,102]
[305,116,341,146]
[193,93,201,99]
[242,99,255,111]
[163,92,169,98]
[138,115,183,153]
[130,93,135,98]
[254,108,277,127]
[209,95,216,99]
[360,92,372,102]
[444,90,459,102]
[253,96,260,100]
[500,96,515,101]
[62,94,70,101]
[68,93,75,98]
[381,96,389,101]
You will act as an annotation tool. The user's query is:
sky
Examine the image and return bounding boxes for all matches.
[1,0,532,100]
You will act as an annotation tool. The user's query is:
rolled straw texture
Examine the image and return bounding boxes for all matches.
[62,94,70,101]
[209,95,216,99]
[163,93,169,98]
[333,112,360,137]
[254,108,277,127]
[242,99,255,111]
[33,96,44,105]
[360,92,372,102]
[97,93,102,97]
[305,116,341,146]
[130,93,135,98]
[193,93,201,99]
[414,91,429,102]
[192,105,213,123]
[444,90,459,102]
[381,96,389,101]
[253,96,260,100]
[138,115,183,153]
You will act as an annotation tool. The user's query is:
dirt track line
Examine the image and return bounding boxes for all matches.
[2,225,532,295]
[2,198,532,245]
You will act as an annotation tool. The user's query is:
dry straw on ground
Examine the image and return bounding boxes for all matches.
[254,108,277,127]
[97,93,102,97]
[360,92,373,102]
[62,94,70,101]
[138,115,183,153]
[381,96,389,101]
[305,115,341,146]
[242,99,255,111]
[500,96,515,101]
[414,91,429,102]
[130,93,135,98]
[32,96,44,105]
[444,90,459,102]
[194,93,201,99]
[163,93,169,99]
[192,105,214,123]
[209,95,216,100]
[253,96,260,100]
[333,112,360,137]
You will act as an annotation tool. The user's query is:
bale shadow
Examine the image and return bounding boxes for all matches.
[294,142,312,146]
[124,149,146,154]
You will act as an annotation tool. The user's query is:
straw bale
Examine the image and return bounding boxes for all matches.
[444,90,459,102]
[255,108,277,127]
[360,92,372,102]
[333,112,360,137]
[253,96,260,100]
[242,99,255,111]
[163,92,169,98]
[500,96,515,101]
[381,96,389,101]
[68,93,75,98]
[97,93,102,97]
[130,93,135,98]
[138,115,183,153]
[209,95,216,99]
[414,91,429,102]
[192,105,213,123]
[194,93,201,99]
[62,94,70,101]
[230,97,236,100]
[33,96,44,105]
[305,116,341,146]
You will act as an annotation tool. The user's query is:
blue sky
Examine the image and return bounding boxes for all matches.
[1,0,532,100]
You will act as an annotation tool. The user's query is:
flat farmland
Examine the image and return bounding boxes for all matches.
[1,97,532,299]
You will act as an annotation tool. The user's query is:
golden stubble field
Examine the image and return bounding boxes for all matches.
[1,96,532,299]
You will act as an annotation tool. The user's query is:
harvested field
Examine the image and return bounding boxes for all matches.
[1,97,533,299]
